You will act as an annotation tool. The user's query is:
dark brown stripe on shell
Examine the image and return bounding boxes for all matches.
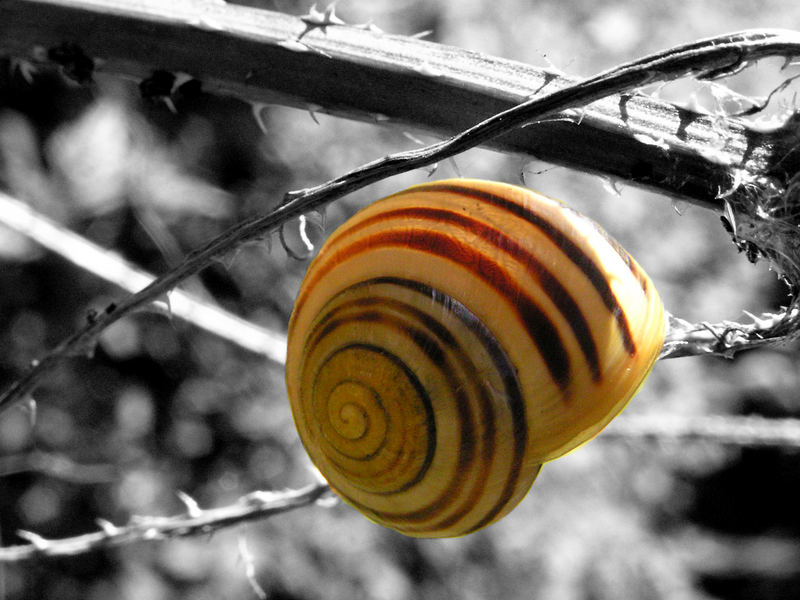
[581,213,651,297]
[372,277,528,531]
[402,183,639,356]
[354,278,529,532]
[352,206,602,382]
[305,228,571,390]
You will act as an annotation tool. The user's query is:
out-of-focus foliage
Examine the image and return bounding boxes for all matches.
[2,1,800,599]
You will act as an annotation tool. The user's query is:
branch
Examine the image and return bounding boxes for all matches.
[0,1,798,209]
[0,482,331,562]
[2,29,800,415]
[661,309,800,359]
[0,190,287,362]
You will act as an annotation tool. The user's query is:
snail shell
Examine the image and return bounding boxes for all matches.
[286,179,664,537]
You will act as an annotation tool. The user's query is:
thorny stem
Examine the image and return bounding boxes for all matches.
[0,482,331,562]
[0,28,799,415]
[0,1,798,209]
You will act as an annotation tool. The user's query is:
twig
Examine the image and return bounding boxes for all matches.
[1,30,800,416]
[0,482,331,562]
[0,190,287,362]
[661,309,800,359]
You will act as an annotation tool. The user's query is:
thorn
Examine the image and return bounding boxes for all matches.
[277,37,331,58]
[354,21,384,35]
[315,492,339,508]
[307,104,322,124]
[277,38,312,53]
[672,199,688,216]
[666,312,694,330]
[742,310,761,326]
[601,176,623,197]
[139,70,180,112]
[241,490,281,506]
[192,15,225,32]
[150,292,173,319]
[742,310,775,329]
[722,199,738,240]
[718,169,748,199]
[143,528,165,540]
[10,58,38,83]
[218,245,247,270]
[176,490,203,518]
[252,102,270,135]
[17,530,49,549]
[173,72,195,90]
[163,97,178,114]
[21,396,37,427]
[96,518,120,536]
[413,62,444,77]
[299,3,345,40]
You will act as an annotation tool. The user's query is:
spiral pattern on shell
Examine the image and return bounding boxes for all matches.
[286,179,665,537]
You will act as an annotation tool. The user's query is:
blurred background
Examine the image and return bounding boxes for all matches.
[2,1,800,598]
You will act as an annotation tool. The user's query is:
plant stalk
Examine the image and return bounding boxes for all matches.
[1,0,798,209]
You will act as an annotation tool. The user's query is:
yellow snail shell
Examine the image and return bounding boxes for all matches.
[286,179,665,537]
